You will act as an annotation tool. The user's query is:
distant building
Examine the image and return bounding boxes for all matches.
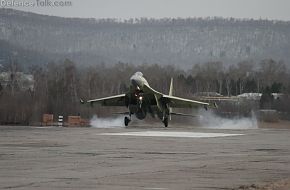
[193,92,223,97]
[237,93,262,100]
[237,93,285,101]
[0,72,34,91]
[271,93,285,100]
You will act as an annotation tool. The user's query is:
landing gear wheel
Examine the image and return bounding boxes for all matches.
[163,117,168,127]
[124,117,131,126]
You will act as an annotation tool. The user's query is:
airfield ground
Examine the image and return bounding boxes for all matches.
[1,124,290,190]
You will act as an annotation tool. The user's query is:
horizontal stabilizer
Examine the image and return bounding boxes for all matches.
[170,112,198,117]
[162,95,209,108]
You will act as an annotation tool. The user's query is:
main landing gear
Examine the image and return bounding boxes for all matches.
[124,116,131,126]
[162,117,168,127]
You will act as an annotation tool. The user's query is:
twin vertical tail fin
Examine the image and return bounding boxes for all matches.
[169,78,173,120]
[169,77,174,96]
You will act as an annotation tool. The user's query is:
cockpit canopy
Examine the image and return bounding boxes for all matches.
[134,72,143,77]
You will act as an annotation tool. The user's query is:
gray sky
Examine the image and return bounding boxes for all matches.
[7,0,290,21]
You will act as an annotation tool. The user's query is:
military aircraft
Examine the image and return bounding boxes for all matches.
[80,72,217,127]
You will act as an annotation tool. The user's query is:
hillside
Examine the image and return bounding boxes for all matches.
[0,8,290,68]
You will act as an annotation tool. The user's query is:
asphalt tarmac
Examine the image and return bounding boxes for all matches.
[1,125,290,190]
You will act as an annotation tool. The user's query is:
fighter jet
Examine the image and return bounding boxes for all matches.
[81,72,217,127]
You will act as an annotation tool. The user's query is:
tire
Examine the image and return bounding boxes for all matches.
[163,117,168,127]
[124,117,130,126]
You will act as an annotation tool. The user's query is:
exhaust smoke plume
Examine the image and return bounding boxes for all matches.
[90,115,124,128]
[198,110,258,129]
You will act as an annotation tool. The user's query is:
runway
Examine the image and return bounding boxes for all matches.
[0,125,290,190]
[100,131,244,138]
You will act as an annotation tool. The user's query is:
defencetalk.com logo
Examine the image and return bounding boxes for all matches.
[0,0,72,7]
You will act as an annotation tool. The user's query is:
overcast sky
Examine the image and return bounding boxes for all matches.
[8,0,290,21]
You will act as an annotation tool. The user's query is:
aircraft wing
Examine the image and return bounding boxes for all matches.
[80,94,127,106]
[143,83,216,109]
[143,84,163,96]
[162,95,215,109]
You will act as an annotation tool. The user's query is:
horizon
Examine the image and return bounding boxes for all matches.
[3,0,290,21]
[3,8,290,23]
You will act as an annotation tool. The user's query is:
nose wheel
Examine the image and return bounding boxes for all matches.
[124,116,131,126]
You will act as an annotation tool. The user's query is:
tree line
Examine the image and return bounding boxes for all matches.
[0,59,289,125]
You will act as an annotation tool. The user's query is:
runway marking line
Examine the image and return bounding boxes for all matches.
[99,131,244,138]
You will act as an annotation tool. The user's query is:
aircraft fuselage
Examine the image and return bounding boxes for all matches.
[128,72,157,120]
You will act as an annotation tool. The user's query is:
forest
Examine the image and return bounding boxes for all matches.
[1,9,290,69]
[0,58,289,125]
